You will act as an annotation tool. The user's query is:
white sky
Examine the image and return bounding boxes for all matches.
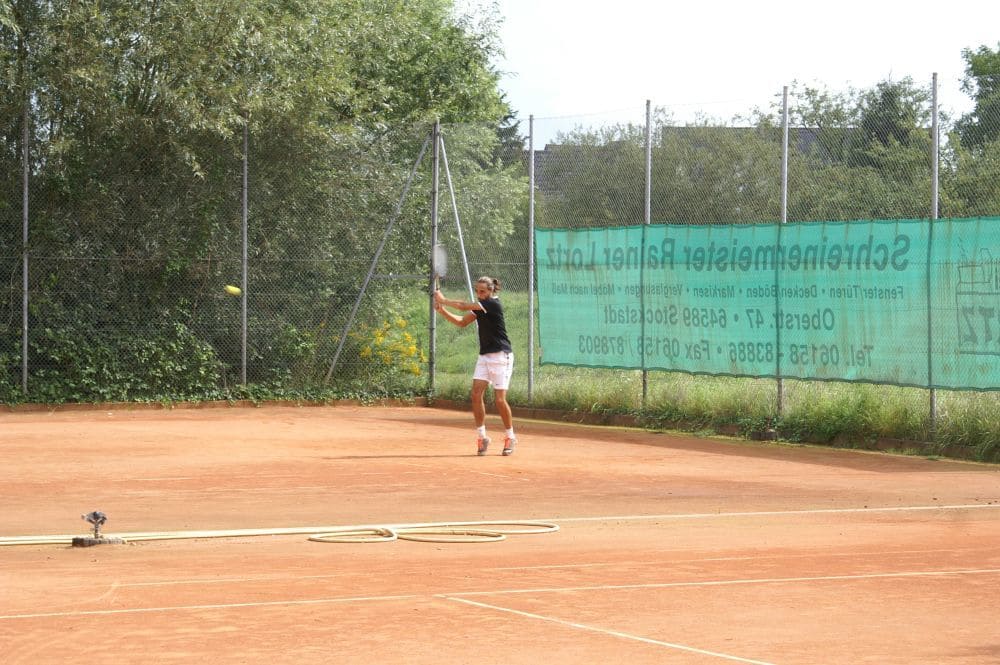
[485,0,1000,145]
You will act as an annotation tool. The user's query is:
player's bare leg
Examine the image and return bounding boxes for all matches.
[494,388,512,430]
[472,379,490,455]
[495,388,516,455]
[471,379,489,426]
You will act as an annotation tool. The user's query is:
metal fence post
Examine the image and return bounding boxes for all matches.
[241,119,249,386]
[928,73,939,438]
[528,115,536,403]
[642,100,652,405]
[777,85,789,417]
[429,121,441,394]
[21,77,29,394]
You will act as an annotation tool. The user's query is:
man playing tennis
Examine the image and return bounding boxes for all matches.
[434,276,517,456]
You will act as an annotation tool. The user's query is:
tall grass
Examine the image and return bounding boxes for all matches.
[412,288,1000,462]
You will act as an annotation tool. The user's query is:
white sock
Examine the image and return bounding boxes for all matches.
[477,425,487,438]
[505,428,515,439]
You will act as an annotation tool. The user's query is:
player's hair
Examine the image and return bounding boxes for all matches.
[476,276,501,294]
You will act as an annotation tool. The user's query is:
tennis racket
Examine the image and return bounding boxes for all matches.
[433,243,447,290]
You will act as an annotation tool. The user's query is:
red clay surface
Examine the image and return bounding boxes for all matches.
[2,404,999,664]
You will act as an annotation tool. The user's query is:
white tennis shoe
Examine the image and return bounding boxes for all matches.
[502,437,516,456]
[476,435,490,456]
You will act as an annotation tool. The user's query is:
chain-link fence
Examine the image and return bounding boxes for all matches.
[528,80,1000,418]
[0,118,449,400]
[4,76,1000,406]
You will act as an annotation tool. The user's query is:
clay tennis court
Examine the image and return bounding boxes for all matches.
[2,404,999,664]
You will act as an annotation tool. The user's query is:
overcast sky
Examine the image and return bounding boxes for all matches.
[484,0,1000,144]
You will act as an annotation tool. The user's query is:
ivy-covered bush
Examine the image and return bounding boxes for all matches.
[26,319,223,403]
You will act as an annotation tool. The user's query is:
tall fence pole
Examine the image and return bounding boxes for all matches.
[21,77,29,393]
[528,115,536,403]
[429,121,441,394]
[642,100,652,405]
[241,119,249,385]
[777,85,789,417]
[928,73,939,438]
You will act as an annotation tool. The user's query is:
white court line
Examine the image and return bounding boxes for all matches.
[548,503,1000,523]
[33,545,988,592]
[447,567,1000,597]
[33,545,991,592]
[488,546,989,571]
[4,567,999,622]
[0,593,420,621]
[442,596,775,665]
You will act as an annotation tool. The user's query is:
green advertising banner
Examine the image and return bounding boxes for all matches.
[536,217,1000,390]
[930,217,1000,390]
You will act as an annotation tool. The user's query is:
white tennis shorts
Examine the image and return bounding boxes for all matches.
[473,351,514,390]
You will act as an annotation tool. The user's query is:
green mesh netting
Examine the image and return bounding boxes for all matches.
[536,217,1000,390]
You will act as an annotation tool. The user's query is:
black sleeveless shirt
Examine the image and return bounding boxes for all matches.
[474,298,512,355]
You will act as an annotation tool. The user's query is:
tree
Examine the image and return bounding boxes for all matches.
[489,103,524,169]
[0,1,15,38]
[848,79,930,169]
[0,0,513,398]
[534,123,646,228]
[939,138,1000,217]
[536,77,938,232]
[955,43,1000,150]
[437,122,527,288]
[769,79,933,221]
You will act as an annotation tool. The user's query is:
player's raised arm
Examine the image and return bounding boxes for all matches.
[434,301,477,328]
[434,290,485,312]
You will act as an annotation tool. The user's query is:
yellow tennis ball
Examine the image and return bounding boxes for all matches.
[224,285,242,296]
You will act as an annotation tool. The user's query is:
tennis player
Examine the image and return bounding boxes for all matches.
[434,276,517,456]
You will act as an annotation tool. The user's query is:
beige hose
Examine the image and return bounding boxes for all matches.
[0,520,559,547]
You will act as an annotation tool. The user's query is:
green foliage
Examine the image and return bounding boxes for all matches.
[849,80,930,167]
[778,384,879,444]
[340,0,506,128]
[0,351,17,401]
[0,2,15,32]
[345,315,427,393]
[933,392,1000,462]
[0,0,513,404]
[941,134,1000,217]
[537,78,939,230]
[956,43,1000,150]
[648,376,776,434]
[24,319,223,403]
[536,125,646,227]
[438,122,527,274]
[531,369,640,413]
